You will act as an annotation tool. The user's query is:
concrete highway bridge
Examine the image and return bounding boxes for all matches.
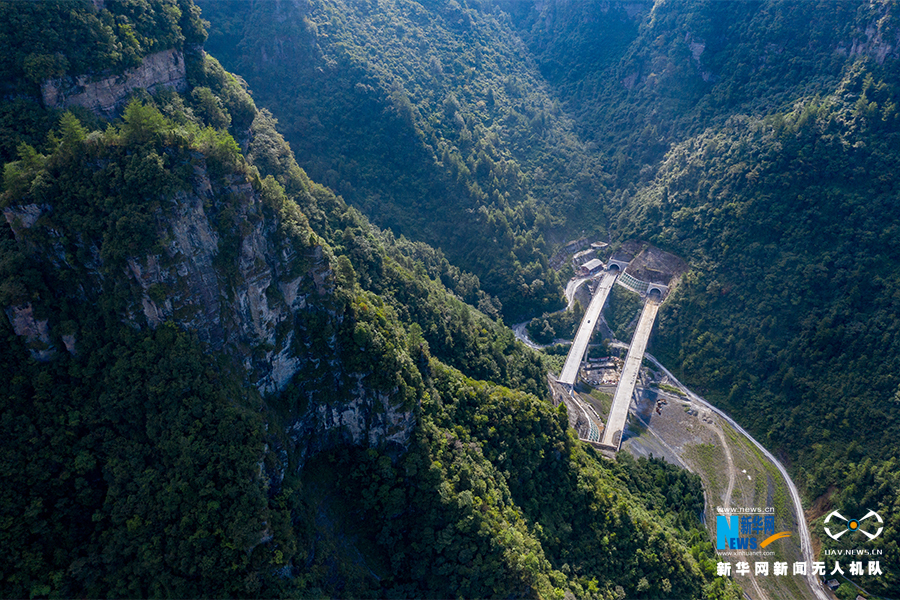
[558,271,617,389]
[599,298,658,451]
[556,261,664,452]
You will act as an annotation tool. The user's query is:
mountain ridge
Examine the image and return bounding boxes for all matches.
[198,1,900,595]
[0,1,730,597]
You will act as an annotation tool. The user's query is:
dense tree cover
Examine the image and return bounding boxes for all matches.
[197,0,617,320]
[18,0,900,596]
[523,282,642,348]
[0,99,58,167]
[0,4,732,595]
[0,68,541,600]
[604,284,643,342]
[612,63,900,504]
[503,0,897,180]
[197,0,900,523]
[816,457,900,595]
[491,7,900,587]
[298,361,739,599]
[0,0,205,91]
[0,97,723,596]
[245,109,549,399]
[0,320,295,598]
[0,0,205,164]
[0,82,311,595]
[194,0,900,500]
[526,299,584,345]
[0,102,540,598]
[1,49,543,397]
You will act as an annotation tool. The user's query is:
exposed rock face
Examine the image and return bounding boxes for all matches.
[41,49,187,115]
[124,165,327,394]
[3,156,415,469]
[61,334,77,355]
[288,380,417,466]
[686,36,714,82]
[844,23,900,64]
[4,304,54,361]
[3,204,46,243]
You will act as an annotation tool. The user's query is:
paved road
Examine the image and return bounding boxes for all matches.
[513,277,593,350]
[558,272,617,386]
[640,352,831,600]
[601,299,659,449]
[565,276,591,307]
[511,323,575,350]
[512,321,545,350]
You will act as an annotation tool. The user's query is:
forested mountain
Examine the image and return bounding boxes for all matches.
[5,0,900,596]
[197,1,900,595]
[614,55,900,597]
[0,1,734,598]
[525,6,900,586]
[198,0,616,320]
[501,0,895,174]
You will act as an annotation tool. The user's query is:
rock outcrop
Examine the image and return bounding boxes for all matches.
[41,49,187,115]
[7,56,419,473]
[4,304,55,361]
[843,23,900,64]
[123,164,329,394]
[288,381,417,466]
[2,158,415,465]
[3,204,46,243]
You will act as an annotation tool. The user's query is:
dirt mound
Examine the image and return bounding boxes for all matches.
[625,244,688,285]
[609,239,645,264]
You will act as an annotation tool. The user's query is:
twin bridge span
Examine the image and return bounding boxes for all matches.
[554,269,832,600]
[556,270,661,452]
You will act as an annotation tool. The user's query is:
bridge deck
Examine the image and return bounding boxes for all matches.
[558,271,617,386]
[601,299,659,450]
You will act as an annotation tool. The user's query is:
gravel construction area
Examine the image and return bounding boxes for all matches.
[606,375,818,600]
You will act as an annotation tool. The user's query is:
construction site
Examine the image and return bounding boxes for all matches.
[542,240,820,600]
[552,241,686,450]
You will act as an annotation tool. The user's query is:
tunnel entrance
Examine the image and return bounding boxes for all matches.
[607,263,620,272]
[648,288,662,301]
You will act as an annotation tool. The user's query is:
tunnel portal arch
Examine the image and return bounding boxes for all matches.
[607,259,629,271]
[647,284,667,300]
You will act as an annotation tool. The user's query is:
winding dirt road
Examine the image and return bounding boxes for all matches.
[641,352,830,600]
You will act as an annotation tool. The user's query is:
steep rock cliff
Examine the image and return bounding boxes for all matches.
[1,131,417,464]
[3,303,55,361]
[41,49,187,115]
[121,164,325,394]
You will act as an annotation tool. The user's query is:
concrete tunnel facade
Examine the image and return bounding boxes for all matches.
[607,259,629,271]
[647,283,668,299]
